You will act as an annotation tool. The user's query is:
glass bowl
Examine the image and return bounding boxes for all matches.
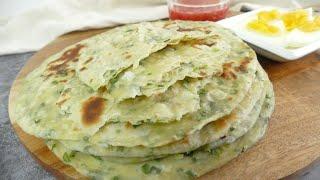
[168,0,230,21]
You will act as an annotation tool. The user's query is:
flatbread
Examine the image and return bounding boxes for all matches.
[11,20,276,179]
[46,88,274,179]
[59,65,268,156]
[12,20,257,142]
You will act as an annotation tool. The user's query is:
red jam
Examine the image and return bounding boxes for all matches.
[168,0,229,21]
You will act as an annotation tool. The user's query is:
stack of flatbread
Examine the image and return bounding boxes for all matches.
[12,20,274,179]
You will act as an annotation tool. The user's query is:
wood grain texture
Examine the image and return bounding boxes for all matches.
[8,28,320,180]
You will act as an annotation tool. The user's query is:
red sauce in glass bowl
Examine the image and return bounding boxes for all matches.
[168,0,230,21]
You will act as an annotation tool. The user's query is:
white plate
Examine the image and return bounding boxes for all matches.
[217,8,320,62]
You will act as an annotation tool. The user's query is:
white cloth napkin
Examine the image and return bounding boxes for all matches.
[0,0,168,55]
[1,0,319,56]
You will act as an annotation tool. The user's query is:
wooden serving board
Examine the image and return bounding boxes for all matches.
[9,28,320,180]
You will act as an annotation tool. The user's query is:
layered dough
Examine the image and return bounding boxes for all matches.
[12,20,275,179]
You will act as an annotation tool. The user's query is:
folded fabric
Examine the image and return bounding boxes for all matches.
[1,0,319,56]
[0,0,167,55]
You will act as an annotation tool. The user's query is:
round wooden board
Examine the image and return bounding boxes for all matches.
[9,28,320,180]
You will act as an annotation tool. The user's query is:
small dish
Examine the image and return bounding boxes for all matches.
[167,0,230,21]
[217,7,320,62]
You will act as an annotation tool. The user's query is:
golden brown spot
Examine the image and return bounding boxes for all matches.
[220,57,252,80]
[223,62,233,68]
[199,71,207,76]
[189,35,219,49]
[177,27,213,34]
[213,113,237,131]
[81,97,105,126]
[56,98,68,107]
[59,79,67,83]
[193,39,216,47]
[235,57,251,72]
[125,122,133,128]
[69,70,76,76]
[181,138,190,144]
[231,72,237,79]
[83,57,93,65]
[125,54,132,59]
[220,62,237,80]
[73,127,80,131]
[48,44,85,69]
[177,27,197,32]
[98,86,107,95]
[45,44,85,78]
[80,67,87,71]
[198,27,212,34]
